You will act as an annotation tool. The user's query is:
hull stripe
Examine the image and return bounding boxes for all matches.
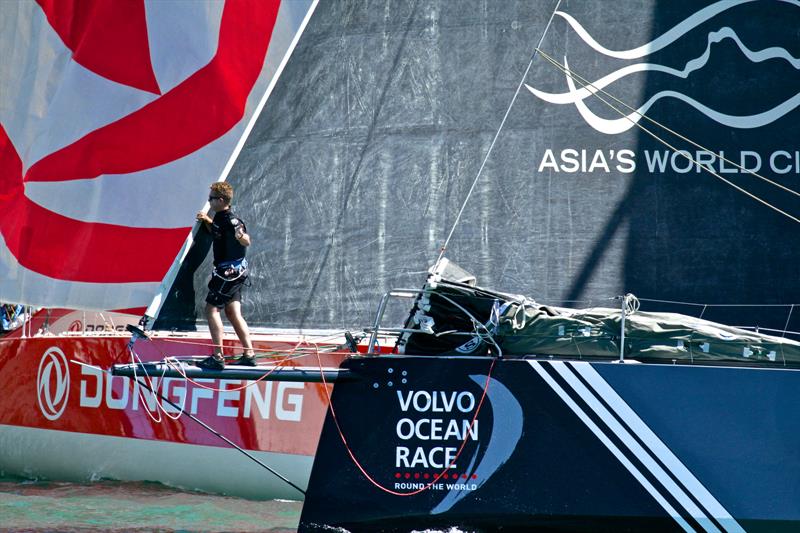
[528,361,695,532]
[550,361,721,532]
[567,361,745,533]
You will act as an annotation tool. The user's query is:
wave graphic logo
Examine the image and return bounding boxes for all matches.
[525,0,800,134]
[37,347,70,421]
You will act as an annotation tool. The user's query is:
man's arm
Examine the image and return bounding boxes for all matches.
[234,223,251,246]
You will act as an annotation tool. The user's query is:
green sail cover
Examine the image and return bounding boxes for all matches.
[401,274,800,365]
[493,300,797,364]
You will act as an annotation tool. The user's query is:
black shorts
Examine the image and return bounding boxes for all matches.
[206,267,248,308]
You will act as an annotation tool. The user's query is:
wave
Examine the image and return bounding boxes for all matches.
[556,0,800,60]
[557,57,800,135]
[527,26,800,105]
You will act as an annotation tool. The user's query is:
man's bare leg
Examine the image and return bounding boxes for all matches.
[206,303,225,358]
[225,297,254,356]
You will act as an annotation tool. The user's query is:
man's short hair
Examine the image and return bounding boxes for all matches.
[210,182,234,204]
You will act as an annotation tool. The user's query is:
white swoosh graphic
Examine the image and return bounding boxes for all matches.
[556,0,800,60]
[431,375,523,514]
[527,26,800,105]
[555,57,800,134]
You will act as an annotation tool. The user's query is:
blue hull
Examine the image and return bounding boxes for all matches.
[301,356,800,532]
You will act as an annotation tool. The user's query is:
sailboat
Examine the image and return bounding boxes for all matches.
[0,0,354,500]
[291,0,800,529]
[3,0,800,528]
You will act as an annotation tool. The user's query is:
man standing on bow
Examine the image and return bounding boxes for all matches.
[195,182,256,369]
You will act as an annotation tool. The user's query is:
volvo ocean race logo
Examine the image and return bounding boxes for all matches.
[389,372,523,514]
[37,347,70,421]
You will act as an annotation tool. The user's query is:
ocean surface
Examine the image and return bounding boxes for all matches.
[0,476,302,532]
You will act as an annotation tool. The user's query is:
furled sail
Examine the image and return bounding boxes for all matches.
[401,260,800,365]
[0,0,317,311]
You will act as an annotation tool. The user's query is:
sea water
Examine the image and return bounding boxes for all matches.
[0,476,301,532]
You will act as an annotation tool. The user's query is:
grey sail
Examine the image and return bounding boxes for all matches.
[155,0,800,338]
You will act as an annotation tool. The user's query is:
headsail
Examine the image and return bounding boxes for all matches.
[0,0,317,311]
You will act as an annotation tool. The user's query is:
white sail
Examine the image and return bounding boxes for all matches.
[0,0,317,311]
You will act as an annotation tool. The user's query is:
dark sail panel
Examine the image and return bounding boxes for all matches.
[156,0,800,334]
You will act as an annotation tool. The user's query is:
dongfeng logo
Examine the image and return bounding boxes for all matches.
[37,347,70,421]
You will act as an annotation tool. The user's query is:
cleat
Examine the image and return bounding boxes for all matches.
[344,331,358,353]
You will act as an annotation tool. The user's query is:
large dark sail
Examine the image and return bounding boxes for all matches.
[156,0,800,334]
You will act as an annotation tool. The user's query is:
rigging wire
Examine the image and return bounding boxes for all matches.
[637,297,799,308]
[434,0,563,269]
[782,305,795,338]
[70,358,307,497]
[133,369,307,497]
[534,49,800,225]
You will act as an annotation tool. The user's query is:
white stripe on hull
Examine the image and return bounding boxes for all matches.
[528,361,695,532]
[549,362,721,532]
[531,360,746,533]
[566,362,745,533]
[0,424,311,501]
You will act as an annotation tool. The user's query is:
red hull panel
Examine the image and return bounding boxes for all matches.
[0,333,346,498]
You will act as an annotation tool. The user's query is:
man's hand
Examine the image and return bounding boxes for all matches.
[197,212,213,225]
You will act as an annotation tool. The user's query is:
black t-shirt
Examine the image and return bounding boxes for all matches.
[210,209,247,265]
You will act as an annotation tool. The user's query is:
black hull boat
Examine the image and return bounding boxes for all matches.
[300,355,798,532]
[105,260,800,529]
[298,262,800,531]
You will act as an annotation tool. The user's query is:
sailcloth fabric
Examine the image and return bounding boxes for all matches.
[0,0,314,310]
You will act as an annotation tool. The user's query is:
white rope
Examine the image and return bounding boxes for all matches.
[129,346,187,422]
[535,49,800,225]
[434,0,563,268]
[623,293,640,315]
